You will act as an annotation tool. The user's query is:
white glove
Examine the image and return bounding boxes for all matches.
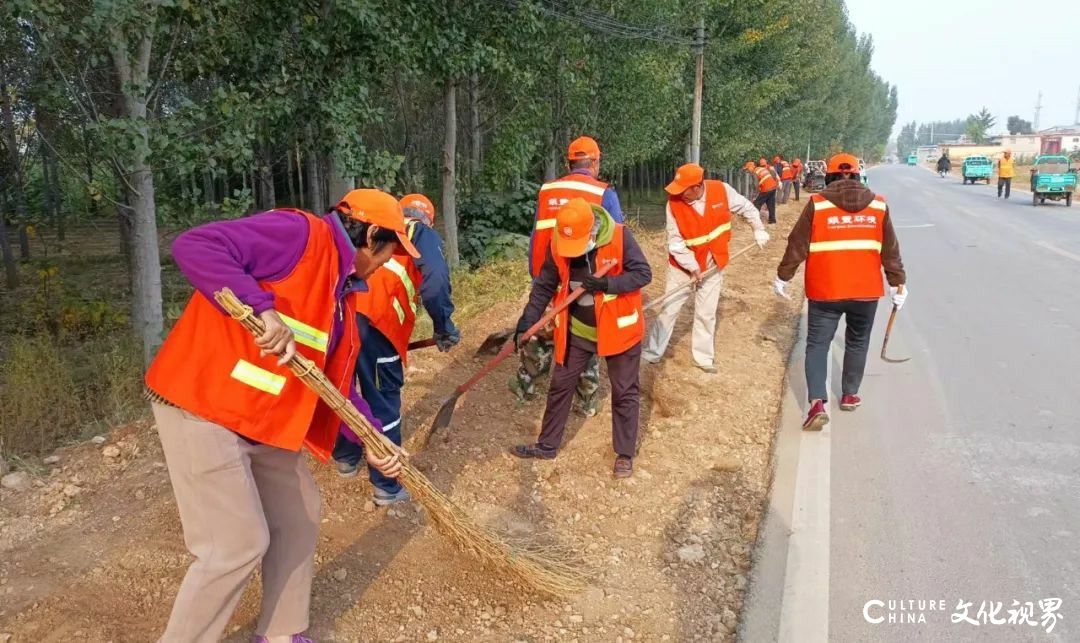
[773,276,791,300]
[754,228,770,248]
[890,284,908,309]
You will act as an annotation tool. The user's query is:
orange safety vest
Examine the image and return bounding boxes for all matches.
[805,194,888,301]
[352,221,423,365]
[532,173,608,277]
[145,210,359,462]
[791,161,803,178]
[550,225,644,365]
[754,167,778,193]
[780,161,794,181]
[667,180,732,273]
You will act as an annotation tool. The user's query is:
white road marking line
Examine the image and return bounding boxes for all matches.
[895,223,936,228]
[1035,240,1080,263]
[777,327,832,643]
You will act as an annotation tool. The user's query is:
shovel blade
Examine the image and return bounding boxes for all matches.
[475,329,513,357]
[428,392,462,442]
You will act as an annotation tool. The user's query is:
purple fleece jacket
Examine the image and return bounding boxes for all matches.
[170,209,382,436]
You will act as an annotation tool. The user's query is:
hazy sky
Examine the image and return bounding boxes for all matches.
[844,0,1080,138]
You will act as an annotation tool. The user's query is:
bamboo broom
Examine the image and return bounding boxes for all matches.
[213,288,587,596]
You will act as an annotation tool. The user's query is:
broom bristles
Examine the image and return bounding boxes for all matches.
[214,288,587,595]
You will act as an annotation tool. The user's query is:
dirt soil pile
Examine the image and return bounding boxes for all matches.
[0,200,806,642]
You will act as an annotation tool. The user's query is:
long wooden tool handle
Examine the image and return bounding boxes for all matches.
[408,337,437,351]
[644,242,758,312]
[880,306,899,359]
[452,260,617,396]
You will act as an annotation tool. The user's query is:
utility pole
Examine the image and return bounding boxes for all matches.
[1074,85,1079,125]
[1034,90,1043,131]
[689,17,705,164]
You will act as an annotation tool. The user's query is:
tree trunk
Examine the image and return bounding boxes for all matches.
[441,78,459,267]
[1,81,31,262]
[109,21,164,365]
[295,141,304,208]
[304,125,325,214]
[326,152,354,205]
[469,72,481,183]
[544,143,559,182]
[0,196,17,288]
[285,144,297,206]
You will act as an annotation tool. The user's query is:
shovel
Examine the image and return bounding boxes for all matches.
[643,242,758,313]
[408,337,438,351]
[427,260,617,443]
[880,290,910,363]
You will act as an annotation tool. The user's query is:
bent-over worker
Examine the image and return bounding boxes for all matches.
[510,197,651,478]
[748,160,780,224]
[773,153,907,431]
[642,163,769,372]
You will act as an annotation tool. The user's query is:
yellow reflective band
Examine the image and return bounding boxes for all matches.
[808,240,882,253]
[602,293,618,302]
[535,218,557,230]
[684,222,731,247]
[391,298,406,324]
[277,313,328,352]
[616,310,640,329]
[230,360,286,395]
[868,199,887,211]
[813,198,839,211]
[384,258,418,315]
[539,180,607,197]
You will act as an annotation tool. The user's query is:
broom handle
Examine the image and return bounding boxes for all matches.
[451,260,617,397]
[644,242,757,312]
[213,289,399,460]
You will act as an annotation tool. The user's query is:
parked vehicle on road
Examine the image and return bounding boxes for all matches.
[907,153,917,166]
[961,155,993,185]
[803,160,826,193]
[1030,155,1076,207]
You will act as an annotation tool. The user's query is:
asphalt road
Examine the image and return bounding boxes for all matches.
[741,164,1079,643]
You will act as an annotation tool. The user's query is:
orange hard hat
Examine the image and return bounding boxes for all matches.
[743,161,756,171]
[554,198,595,258]
[664,163,705,195]
[826,153,860,174]
[794,157,801,163]
[399,193,435,224]
[336,189,420,258]
[567,136,601,161]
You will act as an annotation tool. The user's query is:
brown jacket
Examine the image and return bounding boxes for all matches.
[777,179,906,287]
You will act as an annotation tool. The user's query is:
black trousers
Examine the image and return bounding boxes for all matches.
[538,341,641,458]
[793,178,801,201]
[805,299,878,402]
[997,177,1012,198]
[753,189,777,223]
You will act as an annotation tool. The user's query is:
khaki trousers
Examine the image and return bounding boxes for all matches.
[152,403,320,642]
[642,263,724,367]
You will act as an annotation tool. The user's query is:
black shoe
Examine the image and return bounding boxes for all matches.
[511,443,557,460]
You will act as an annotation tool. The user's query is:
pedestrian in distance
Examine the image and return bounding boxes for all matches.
[332,193,460,507]
[936,151,951,178]
[773,153,907,431]
[747,160,780,224]
[510,197,651,478]
[642,163,770,372]
[143,189,413,642]
[997,149,1015,199]
[791,157,804,201]
[776,155,794,204]
[513,136,627,416]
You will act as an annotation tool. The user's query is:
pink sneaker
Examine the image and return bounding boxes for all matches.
[839,394,862,411]
[802,400,829,431]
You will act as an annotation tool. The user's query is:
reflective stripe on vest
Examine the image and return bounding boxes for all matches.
[539,180,607,197]
[616,310,640,329]
[230,359,286,395]
[278,312,329,353]
[808,239,882,253]
[391,299,406,324]
[535,218,557,230]
[684,222,732,248]
[384,258,418,316]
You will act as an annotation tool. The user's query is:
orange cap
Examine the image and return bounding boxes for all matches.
[826,153,860,174]
[336,189,420,258]
[794,157,801,163]
[743,161,756,171]
[773,155,781,163]
[554,198,595,258]
[665,163,705,195]
[399,193,436,224]
[567,136,601,161]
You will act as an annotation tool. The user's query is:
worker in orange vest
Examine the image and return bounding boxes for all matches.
[777,155,795,204]
[747,160,780,224]
[144,189,412,642]
[510,197,651,478]
[773,153,907,430]
[791,157,804,201]
[513,136,625,416]
[332,193,459,506]
[642,163,770,371]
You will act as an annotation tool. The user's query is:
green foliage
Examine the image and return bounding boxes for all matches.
[1007,115,1034,135]
[965,118,988,144]
[457,185,537,266]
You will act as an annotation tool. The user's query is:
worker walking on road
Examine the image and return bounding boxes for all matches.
[748,160,780,224]
[997,149,1015,199]
[333,193,460,506]
[513,136,625,416]
[143,189,411,642]
[772,153,907,430]
[642,163,770,372]
[510,197,651,478]
[791,157,804,201]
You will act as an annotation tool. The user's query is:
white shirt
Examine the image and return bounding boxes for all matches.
[666,182,764,273]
